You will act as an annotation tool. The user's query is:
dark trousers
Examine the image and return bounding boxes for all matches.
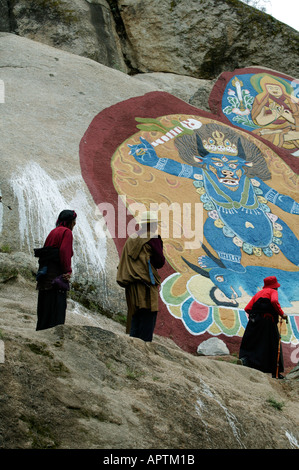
[36,289,67,331]
[130,308,157,342]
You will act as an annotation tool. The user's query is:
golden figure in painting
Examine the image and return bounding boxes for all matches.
[251,74,299,150]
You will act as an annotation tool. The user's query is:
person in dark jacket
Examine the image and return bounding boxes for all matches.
[117,211,165,342]
[35,210,77,331]
[239,276,288,378]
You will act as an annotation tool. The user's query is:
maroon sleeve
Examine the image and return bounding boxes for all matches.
[44,226,73,273]
[147,236,165,269]
[59,229,73,273]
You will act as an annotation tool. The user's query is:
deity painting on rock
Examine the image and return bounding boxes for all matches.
[80,89,299,368]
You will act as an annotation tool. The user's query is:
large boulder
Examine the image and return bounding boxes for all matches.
[0,32,156,314]
[1,0,127,72]
[133,72,214,112]
[1,0,299,79]
[117,0,299,79]
[0,32,215,316]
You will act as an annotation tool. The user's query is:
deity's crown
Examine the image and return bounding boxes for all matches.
[202,131,238,155]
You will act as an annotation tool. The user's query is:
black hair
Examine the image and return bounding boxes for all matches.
[56,210,77,228]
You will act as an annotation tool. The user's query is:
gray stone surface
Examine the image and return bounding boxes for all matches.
[197,337,230,356]
[1,0,298,79]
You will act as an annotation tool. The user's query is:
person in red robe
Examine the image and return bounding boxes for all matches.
[35,210,77,331]
[239,276,288,379]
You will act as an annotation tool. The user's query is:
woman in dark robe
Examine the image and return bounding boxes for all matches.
[35,210,77,331]
[239,276,288,379]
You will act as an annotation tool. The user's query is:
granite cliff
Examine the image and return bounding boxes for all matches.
[0,0,299,450]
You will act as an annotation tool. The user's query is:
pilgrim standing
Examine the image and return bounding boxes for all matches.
[117,211,165,342]
[239,276,288,379]
[35,210,77,331]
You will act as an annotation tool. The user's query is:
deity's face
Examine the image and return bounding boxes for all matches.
[265,83,283,98]
[194,153,251,190]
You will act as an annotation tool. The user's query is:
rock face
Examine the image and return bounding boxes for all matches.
[1,0,299,79]
[134,72,214,112]
[0,6,299,449]
[118,0,299,79]
[1,0,128,72]
[0,32,155,316]
[1,32,299,365]
[0,32,215,316]
[0,273,298,449]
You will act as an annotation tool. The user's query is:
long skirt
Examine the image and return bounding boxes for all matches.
[36,288,67,331]
[239,314,284,375]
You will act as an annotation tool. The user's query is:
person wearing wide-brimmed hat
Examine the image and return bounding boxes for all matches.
[117,211,165,342]
[239,276,288,378]
[35,210,77,331]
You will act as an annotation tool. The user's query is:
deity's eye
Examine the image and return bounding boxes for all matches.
[214,162,223,167]
[229,163,237,169]
[216,275,224,282]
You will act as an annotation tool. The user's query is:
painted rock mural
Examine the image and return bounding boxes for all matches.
[80,68,299,369]
[209,67,299,171]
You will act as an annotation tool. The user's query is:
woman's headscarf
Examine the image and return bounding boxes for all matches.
[56,210,77,227]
